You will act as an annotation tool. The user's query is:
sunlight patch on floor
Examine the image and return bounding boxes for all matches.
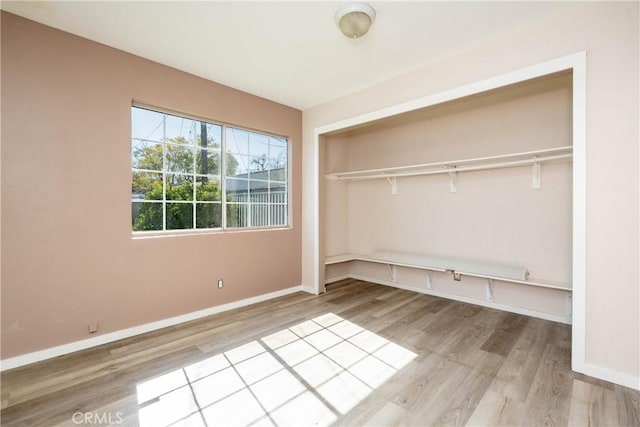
[136,313,416,426]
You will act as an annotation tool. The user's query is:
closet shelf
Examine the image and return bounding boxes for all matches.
[325,146,573,181]
[325,252,572,292]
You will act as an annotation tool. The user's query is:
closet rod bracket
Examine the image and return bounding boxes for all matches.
[446,166,457,193]
[532,156,541,189]
[386,176,398,195]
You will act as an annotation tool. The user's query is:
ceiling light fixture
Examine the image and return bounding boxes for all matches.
[335,3,376,39]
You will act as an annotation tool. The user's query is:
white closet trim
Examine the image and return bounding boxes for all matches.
[311,51,587,380]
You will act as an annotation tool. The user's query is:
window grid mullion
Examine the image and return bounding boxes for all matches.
[221,125,227,229]
[162,113,167,231]
[267,139,271,227]
[192,122,197,229]
[247,180,252,229]
[247,131,251,229]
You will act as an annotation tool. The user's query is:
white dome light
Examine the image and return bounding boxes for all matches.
[335,3,376,39]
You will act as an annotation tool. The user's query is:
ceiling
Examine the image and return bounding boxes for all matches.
[2,1,580,110]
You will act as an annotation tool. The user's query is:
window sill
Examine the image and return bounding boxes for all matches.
[132,225,292,240]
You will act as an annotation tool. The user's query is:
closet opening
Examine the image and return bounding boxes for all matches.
[312,52,586,374]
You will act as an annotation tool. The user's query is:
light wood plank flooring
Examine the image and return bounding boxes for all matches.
[2,280,639,426]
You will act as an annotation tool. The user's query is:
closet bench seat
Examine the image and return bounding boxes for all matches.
[325,251,571,292]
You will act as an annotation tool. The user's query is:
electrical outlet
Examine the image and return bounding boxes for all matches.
[88,323,98,334]
[218,279,224,289]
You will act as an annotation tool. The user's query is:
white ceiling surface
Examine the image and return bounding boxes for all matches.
[2,1,580,110]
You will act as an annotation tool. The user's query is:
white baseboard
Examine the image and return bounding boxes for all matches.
[301,283,321,295]
[582,363,640,391]
[341,273,572,324]
[1,285,303,372]
[325,274,352,284]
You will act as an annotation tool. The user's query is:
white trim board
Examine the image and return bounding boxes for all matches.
[325,274,352,285]
[582,363,640,391]
[1,285,303,372]
[333,273,572,325]
[312,52,588,381]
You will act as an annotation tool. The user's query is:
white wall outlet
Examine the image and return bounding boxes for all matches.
[217,279,224,289]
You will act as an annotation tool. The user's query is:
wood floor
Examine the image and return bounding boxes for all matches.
[1,280,639,426]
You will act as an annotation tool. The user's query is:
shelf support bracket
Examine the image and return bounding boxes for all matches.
[486,279,494,302]
[386,263,397,281]
[446,166,457,193]
[386,176,398,195]
[532,156,541,189]
[426,270,433,290]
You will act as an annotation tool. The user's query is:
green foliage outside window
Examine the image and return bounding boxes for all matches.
[132,106,286,232]
[132,134,233,231]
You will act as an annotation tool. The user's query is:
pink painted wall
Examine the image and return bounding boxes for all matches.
[1,12,302,359]
[303,2,639,384]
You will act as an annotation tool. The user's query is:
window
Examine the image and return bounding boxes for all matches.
[131,106,288,233]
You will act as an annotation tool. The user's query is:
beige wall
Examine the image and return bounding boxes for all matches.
[322,74,573,321]
[304,2,639,384]
[323,135,350,257]
[1,13,302,359]
[326,74,572,279]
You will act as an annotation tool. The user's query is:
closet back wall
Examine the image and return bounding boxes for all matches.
[325,73,572,283]
[1,12,302,360]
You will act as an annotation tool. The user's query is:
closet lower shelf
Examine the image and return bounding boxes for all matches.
[325,251,571,292]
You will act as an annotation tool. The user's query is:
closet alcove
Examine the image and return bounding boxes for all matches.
[321,71,573,324]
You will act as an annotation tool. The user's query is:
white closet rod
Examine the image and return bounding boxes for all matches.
[333,154,572,181]
[326,146,572,180]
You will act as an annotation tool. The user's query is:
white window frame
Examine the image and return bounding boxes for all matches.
[131,105,290,235]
